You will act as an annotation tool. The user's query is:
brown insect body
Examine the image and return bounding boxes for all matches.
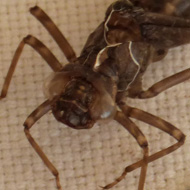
[1,0,190,190]
[48,1,156,129]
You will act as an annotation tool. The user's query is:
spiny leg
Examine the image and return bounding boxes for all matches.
[135,68,190,98]
[24,98,62,190]
[103,111,149,190]
[0,35,62,99]
[104,103,185,188]
[30,6,76,62]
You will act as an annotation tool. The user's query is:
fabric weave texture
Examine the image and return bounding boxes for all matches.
[0,1,190,190]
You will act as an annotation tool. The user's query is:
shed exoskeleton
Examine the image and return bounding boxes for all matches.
[1,0,190,190]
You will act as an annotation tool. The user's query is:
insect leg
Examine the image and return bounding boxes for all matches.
[105,136,185,189]
[30,6,76,62]
[105,103,185,189]
[119,104,185,144]
[117,104,185,180]
[103,111,149,190]
[135,68,190,98]
[0,35,62,99]
[24,99,62,190]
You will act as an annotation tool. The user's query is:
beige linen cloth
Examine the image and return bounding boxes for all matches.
[0,0,190,190]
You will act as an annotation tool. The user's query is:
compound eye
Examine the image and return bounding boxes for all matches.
[90,92,116,120]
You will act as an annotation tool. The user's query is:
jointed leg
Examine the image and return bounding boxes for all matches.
[24,98,62,190]
[120,103,185,143]
[103,111,149,190]
[30,6,77,62]
[0,35,62,99]
[104,138,184,189]
[105,103,185,189]
[133,68,190,98]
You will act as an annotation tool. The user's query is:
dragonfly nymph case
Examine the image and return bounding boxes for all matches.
[1,0,190,190]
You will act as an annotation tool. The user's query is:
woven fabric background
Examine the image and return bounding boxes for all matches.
[0,1,190,190]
